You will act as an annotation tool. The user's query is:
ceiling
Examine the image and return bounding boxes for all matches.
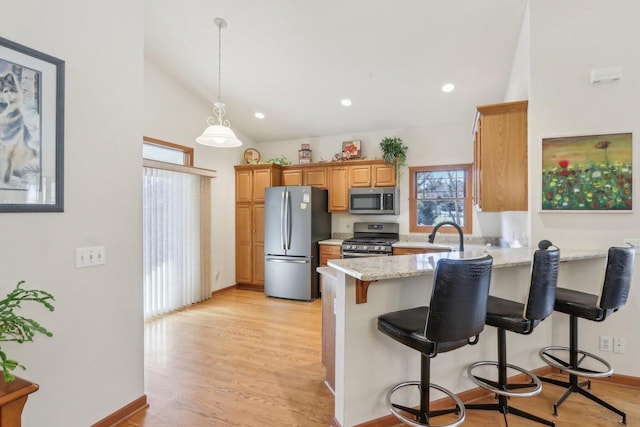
[145,0,528,143]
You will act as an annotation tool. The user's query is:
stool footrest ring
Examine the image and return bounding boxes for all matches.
[467,361,542,398]
[387,381,465,427]
[539,346,613,378]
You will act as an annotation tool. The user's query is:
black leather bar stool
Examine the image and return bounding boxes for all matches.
[538,245,635,424]
[466,240,560,426]
[377,255,493,427]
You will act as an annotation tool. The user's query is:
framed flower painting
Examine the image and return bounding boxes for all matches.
[342,140,361,159]
[541,132,632,211]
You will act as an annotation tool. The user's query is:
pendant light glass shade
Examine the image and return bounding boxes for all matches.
[197,18,242,148]
[196,125,242,148]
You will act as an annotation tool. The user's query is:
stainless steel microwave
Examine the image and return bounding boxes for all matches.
[349,187,399,215]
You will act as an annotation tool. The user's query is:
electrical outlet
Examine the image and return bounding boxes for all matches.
[623,238,640,254]
[76,246,106,268]
[599,335,612,352]
[613,337,626,354]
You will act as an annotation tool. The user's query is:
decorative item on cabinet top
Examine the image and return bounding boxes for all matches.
[342,140,361,160]
[243,148,261,164]
[299,144,312,164]
[379,136,408,183]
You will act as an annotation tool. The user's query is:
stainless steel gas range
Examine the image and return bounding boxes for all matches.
[341,222,399,258]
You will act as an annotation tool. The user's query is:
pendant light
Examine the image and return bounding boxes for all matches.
[196,18,243,148]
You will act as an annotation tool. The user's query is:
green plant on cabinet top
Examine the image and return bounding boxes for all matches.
[380,137,408,182]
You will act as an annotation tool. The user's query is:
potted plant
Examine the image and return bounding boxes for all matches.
[379,136,409,183]
[0,281,54,382]
[0,281,54,425]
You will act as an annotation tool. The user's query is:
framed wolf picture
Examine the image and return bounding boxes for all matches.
[0,37,64,212]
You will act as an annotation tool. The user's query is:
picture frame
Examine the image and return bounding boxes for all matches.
[540,132,632,212]
[0,37,65,212]
[342,140,361,159]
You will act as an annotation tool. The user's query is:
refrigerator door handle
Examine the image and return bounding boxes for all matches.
[285,190,291,250]
[280,190,286,250]
[265,258,309,264]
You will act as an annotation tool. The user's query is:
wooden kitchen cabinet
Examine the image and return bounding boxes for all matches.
[372,163,396,187]
[473,100,528,211]
[349,164,371,187]
[282,168,302,186]
[328,167,349,212]
[304,167,327,188]
[319,243,341,266]
[234,164,282,290]
[392,246,452,255]
[281,166,327,188]
[279,159,396,212]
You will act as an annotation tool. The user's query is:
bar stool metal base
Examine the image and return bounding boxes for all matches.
[386,381,465,427]
[538,345,613,377]
[538,315,626,424]
[467,361,542,398]
[466,328,555,426]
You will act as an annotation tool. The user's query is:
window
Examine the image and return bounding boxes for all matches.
[409,164,472,234]
[142,136,212,318]
[143,136,193,166]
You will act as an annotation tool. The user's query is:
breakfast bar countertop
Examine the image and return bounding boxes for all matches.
[327,247,606,282]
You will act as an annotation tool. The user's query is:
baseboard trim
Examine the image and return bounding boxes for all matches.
[211,284,237,297]
[353,366,640,427]
[91,395,148,427]
[550,366,640,388]
[235,283,264,292]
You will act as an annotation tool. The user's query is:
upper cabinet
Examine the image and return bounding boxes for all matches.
[328,166,349,211]
[473,100,528,212]
[349,164,371,187]
[304,167,328,188]
[282,169,303,186]
[254,159,396,212]
[372,163,396,187]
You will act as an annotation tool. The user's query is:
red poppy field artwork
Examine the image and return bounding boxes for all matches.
[541,133,632,211]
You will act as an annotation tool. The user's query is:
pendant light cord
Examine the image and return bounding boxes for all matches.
[217,19,222,103]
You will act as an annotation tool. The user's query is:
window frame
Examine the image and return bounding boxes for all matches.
[143,136,194,166]
[409,163,473,234]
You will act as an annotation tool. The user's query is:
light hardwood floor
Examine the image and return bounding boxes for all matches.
[121,289,639,427]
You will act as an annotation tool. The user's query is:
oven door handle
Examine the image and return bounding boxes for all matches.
[342,252,391,258]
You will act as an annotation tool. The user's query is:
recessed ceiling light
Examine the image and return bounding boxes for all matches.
[254,112,265,119]
[442,83,455,93]
[341,99,352,107]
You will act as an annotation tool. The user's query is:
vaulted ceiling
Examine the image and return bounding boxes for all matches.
[145,0,528,143]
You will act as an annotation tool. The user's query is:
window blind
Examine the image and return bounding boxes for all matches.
[143,167,210,318]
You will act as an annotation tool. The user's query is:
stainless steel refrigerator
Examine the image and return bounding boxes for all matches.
[264,186,331,300]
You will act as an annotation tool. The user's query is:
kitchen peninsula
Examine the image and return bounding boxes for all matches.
[320,247,606,426]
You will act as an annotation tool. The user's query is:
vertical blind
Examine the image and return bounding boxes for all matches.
[143,167,210,318]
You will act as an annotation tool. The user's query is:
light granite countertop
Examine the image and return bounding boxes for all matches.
[318,239,343,246]
[392,241,455,250]
[326,247,606,282]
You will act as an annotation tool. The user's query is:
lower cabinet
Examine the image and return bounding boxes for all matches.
[319,244,341,266]
[236,203,266,290]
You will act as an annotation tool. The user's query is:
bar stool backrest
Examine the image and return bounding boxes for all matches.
[524,242,560,321]
[425,255,493,344]
[597,246,635,311]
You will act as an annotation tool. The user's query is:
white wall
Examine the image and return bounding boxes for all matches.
[2,1,144,425]
[529,0,640,375]
[144,58,255,292]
